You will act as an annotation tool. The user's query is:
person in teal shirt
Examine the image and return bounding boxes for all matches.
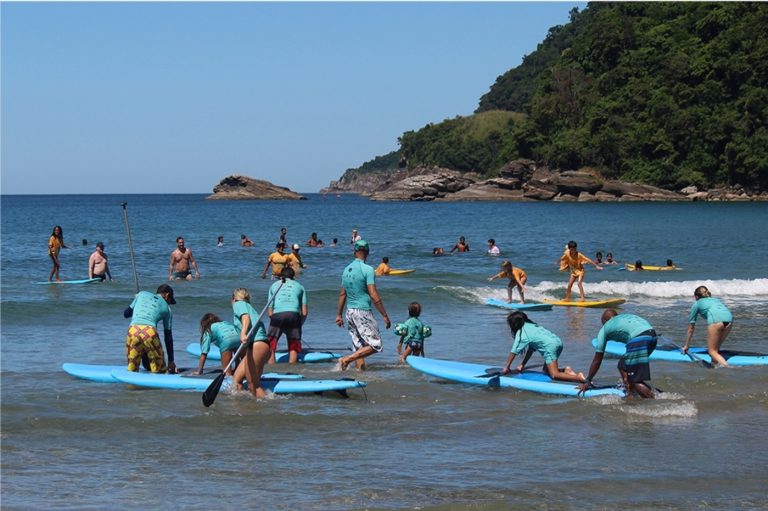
[579,309,657,398]
[193,313,241,375]
[266,267,308,364]
[683,285,734,367]
[230,287,270,398]
[501,311,585,383]
[396,302,430,362]
[335,240,391,371]
[123,284,176,373]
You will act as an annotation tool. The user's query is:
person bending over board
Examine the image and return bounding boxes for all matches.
[169,236,200,280]
[578,309,657,399]
[375,257,391,276]
[47,225,68,282]
[500,311,585,383]
[193,313,241,375]
[336,240,391,371]
[266,267,308,365]
[488,260,527,304]
[558,240,602,301]
[682,285,733,367]
[395,302,431,362]
[123,284,177,374]
[230,287,271,398]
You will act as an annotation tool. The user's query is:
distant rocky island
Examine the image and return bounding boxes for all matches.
[207,175,305,200]
[321,160,765,202]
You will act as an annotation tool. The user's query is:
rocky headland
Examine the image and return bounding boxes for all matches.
[322,160,766,202]
[207,175,305,200]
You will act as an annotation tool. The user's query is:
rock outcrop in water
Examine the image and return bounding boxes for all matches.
[207,175,305,200]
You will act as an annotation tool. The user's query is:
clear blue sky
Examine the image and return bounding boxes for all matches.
[1,2,584,194]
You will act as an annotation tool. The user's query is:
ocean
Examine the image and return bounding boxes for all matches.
[2,193,767,510]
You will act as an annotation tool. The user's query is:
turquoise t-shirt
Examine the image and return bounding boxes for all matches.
[232,300,267,341]
[269,279,307,314]
[129,291,172,331]
[594,314,654,353]
[201,321,241,354]
[689,297,733,325]
[510,322,563,365]
[341,258,375,310]
[401,316,425,342]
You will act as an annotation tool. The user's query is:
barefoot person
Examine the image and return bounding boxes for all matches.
[193,313,241,375]
[488,260,527,303]
[266,267,308,364]
[682,285,734,367]
[578,309,657,399]
[230,288,271,398]
[169,236,200,280]
[557,240,602,301]
[500,311,585,383]
[261,242,291,279]
[47,225,68,282]
[123,284,177,374]
[335,240,391,370]
[88,242,112,281]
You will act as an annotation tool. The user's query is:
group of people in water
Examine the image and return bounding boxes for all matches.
[48,225,735,400]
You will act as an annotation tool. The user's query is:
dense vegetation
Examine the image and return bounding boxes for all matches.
[346,2,768,191]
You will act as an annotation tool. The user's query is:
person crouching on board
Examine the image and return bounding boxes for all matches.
[230,288,271,399]
[488,259,527,304]
[395,302,431,362]
[123,284,177,374]
[500,311,585,383]
[193,313,242,376]
[682,285,733,367]
[557,240,602,301]
[578,309,657,399]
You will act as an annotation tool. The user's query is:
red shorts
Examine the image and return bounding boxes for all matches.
[268,337,302,353]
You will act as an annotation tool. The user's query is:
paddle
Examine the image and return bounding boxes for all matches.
[661,336,713,368]
[202,280,284,407]
[121,203,140,294]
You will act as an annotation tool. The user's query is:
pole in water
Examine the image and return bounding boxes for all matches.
[121,202,140,294]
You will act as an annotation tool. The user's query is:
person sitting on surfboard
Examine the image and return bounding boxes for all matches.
[395,302,431,362]
[558,240,602,301]
[578,309,657,399]
[633,260,644,271]
[488,260,527,304]
[193,313,241,375]
[664,259,676,269]
[123,283,177,374]
[500,311,585,383]
[449,236,469,253]
[682,285,733,367]
[375,257,391,276]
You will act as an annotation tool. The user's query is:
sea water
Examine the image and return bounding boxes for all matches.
[1,194,767,510]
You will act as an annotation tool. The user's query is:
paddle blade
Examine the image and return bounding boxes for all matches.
[202,372,227,407]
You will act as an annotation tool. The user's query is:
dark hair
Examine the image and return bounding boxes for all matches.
[596,251,603,259]
[635,260,643,269]
[408,302,421,317]
[601,308,618,324]
[666,259,674,266]
[507,311,534,336]
[51,225,64,240]
[280,266,296,279]
[382,257,389,263]
[567,240,577,249]
[199,312,221,346]
[176,236,184,243]
[694,285,711,299]
[488,239,495,244]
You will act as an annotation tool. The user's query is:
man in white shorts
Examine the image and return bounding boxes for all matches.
[335,240,391,370]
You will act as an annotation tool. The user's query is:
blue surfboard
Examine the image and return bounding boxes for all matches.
[37,278,101,285]
[593,339,768,366]
[110,368,365,395]
[485,298,553,311]
[407,357,624,398]
[185,343,343,363]
[62,363,302,383]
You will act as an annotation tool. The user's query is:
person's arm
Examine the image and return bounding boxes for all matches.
[501,352,517,374]
[335,288,347,327]
[163,329,176,373]
[582,254,602,270]
[578,352,604,395]
[189,251,200,279]
[105,261,112,280]
[301,303,308,325]
[682,323,695,353]
[368,284,390,329]
[518,347,535,371]
[195,354,208,375]
[239,314,251,343]
[168,253,175,280]
[450,244,457,253]
[88,254,95,279]
[261,256,271,279]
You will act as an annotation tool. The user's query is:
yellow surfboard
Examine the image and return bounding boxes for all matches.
[543,298,626,308]
[388,269,415,276]
[624,263,681,271]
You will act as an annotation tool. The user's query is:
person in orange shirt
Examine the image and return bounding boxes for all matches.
[558,240,602,301]
[488,260,527,303]
[375,257,391,276]
[261,242,291,279]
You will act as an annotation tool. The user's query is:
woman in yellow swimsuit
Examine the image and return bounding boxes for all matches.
[48,225,68,282]
[558,240,601,301]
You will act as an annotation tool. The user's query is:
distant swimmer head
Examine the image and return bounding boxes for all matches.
[601,308,619,324]
[292,243,300,251]
[694,286,711,299]
[666,259,674,266]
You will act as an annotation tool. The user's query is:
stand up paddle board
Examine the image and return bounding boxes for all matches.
[593,339,768,366]
[185,343,343,363]
[485,298,553,311]
[407,357,624,398]
[543,298,626,308]
[37,278,101,285]
[388,269,415,276]
[110,368,366,395]
[62,363,302,383]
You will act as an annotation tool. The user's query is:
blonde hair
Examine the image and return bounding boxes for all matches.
[232,288,250,302]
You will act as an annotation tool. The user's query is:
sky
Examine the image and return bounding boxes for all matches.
[1,1,585,195]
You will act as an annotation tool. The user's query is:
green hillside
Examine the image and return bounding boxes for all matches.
[347,2,768,190]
